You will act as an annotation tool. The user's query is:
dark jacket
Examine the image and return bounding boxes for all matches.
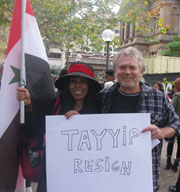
[98,81,180,192]
[23,94,100,192]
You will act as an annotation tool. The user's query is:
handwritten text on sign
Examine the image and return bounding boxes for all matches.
[46,114,153,192]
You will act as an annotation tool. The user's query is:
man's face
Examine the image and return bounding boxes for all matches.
[106,74,114,82]
[115,55,143,93]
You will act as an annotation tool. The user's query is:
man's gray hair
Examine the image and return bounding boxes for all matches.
[113,47,145,73]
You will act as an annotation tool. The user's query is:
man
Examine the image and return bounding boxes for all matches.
[99,47,180,192]
[105,69,115,82]
[166,80,180,171]
[104,69,115,89]
[168,85,175,100]
[168,78,180,192]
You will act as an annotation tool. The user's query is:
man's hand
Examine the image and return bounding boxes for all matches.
[141,124,176,139]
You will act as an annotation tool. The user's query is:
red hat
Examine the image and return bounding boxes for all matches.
[55,62,102,93]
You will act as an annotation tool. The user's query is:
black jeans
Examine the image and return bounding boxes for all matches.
[167,136,180,158]
[176,170,180,190]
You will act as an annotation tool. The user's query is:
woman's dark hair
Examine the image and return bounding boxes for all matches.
[154,81,164,92]
[59,78,99,114]
[22,77,99,144]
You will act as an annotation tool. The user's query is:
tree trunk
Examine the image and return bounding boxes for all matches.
[65,49,70,68]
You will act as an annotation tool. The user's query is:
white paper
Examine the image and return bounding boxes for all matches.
[46,113,153,192]
[152,139,160,149]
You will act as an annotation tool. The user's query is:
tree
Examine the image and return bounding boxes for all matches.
[0,25,10,61]
[0,0,13,25]
[0,0,171,62]
[31,0,119,66]
[0,0,14,61]
[118,0,170,43]
[0,0,119,63]
[162,35,180,57]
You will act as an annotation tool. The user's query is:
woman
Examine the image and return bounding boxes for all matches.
[153,81,164,92]
[17,62,102,192]
[153,81,171,101]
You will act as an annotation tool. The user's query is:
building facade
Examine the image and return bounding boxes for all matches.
[47,27,120,78]
[48,48,66,72]
[69,51,114,81]
[119,0,180,56]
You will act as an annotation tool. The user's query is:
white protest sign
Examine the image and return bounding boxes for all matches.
[46,113,153,192]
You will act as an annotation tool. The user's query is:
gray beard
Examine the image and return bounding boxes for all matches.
[120,81,136,89]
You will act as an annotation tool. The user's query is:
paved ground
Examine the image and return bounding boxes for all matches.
[159,140,179,192]
[32,140,179,192]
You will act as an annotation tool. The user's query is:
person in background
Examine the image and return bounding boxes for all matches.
[153,81,164,92]
[104,69,115,89]
[98,47,180,192]
[166,135,180,172]
[153,81,167,152]
[51,68,68,96]
[16,62,102,192]
[168,78,180,191]
[105,69,115,82]
[51,74,58,95]
[104,81,114,89]
[166,79,180,172]
[168,85,175,100]
[59,68,68,78]
[57,68,68,95]
[153,81,171,101]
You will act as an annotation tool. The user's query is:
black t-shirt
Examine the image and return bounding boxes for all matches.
[110,88,140,113]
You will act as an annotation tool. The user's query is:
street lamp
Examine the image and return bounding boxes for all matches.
[102,29,115,70]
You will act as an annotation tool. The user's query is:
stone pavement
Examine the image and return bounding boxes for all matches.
[159,140,179,192]
[32,140,179,192]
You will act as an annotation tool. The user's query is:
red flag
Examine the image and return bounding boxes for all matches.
[0,0,55,191]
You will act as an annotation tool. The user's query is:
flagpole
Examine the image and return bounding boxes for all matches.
[20,0,26,124]
[15,0,26,190]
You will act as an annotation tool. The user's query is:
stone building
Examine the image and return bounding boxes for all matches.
[119,0,180,56]
[69,51,114,81]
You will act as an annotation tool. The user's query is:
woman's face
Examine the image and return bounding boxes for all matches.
[69,76,88,101]
[154,83,160,90]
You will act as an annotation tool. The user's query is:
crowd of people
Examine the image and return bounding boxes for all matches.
[168,78,180,192]
[152,78,180,192]
[1,47,180,192]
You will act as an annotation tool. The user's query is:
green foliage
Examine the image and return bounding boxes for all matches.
[162,35,180,57]
[31,0,119,54]
[0,0,171,61]
[118,0,170,42]
[0,0,13,25]
[118,0,151,23]
[0,24,11,61]
[0,0,14,60]
[172,35,180,42]
[168,41,180,53]
[0,0,119,60]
